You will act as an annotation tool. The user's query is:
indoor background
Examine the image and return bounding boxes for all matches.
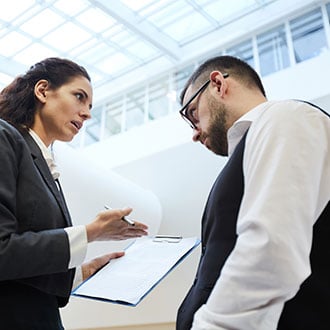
[1,0,330,329]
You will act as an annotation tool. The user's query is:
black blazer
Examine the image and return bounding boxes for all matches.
[0,119,75,306]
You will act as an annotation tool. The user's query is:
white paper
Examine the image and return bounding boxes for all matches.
[73,236,200,306]
[54,142,162,262]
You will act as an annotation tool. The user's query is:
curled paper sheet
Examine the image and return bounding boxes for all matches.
[53,141,162,259]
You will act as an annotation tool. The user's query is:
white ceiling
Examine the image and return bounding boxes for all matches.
[0,0,290,103]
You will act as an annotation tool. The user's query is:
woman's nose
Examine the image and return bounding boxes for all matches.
[81,106,91,120]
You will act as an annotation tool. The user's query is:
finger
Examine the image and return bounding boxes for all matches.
[126,229,148,237]
[98,252,125,266]
[107,251,125,260]
[102,207,131,221]
[131,221,149,230]
[120,207,133,218]
[124,224,148,233]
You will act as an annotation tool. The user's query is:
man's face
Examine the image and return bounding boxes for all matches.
[182,83,229,156]
[203,94,229,156]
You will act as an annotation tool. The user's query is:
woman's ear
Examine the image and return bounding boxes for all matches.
[34,80,49,103]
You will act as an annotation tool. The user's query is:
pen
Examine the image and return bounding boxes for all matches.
[104,205,135,226]
[153,235,182,243]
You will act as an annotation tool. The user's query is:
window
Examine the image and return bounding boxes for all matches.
[104,97,124,138]
[290,8,327,63]
[148,80,170,120]
[83,105,103,146]
[226,39,254,68]
[125,87,145,130]
[257,25,290,76]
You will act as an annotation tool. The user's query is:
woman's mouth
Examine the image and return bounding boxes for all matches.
[71,120,82,130]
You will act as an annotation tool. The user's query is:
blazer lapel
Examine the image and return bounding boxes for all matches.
[23,132,72,226]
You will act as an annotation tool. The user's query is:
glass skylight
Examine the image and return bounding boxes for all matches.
[0,0,281,103]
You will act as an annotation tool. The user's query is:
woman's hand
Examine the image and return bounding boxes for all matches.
[82,252,124,281]
[85,207,148,242]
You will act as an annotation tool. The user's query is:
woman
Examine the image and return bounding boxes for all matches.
[0,57,148,329]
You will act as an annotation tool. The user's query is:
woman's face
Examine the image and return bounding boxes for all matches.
[32,75,93,146]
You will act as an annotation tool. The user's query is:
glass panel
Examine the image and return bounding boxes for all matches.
[0,0,34,21]
[96,53,135,75]
[198,0,256,23]
[75,7,116,33]
[140,1,184,25]
[226,39,254,68]
[104,96,124,138]
[142,1,212,42]
[43,22,92,52]
[148,80,169,119]
[20,9,64,38]
[173,64,195,104]
[160,12,211,41]
[290,8,327,63]
[76,41,115,64]
[84,106,102,145]
[0,31,31,57]
[125,88,145,130]
[123,0,171,13]
[13,43,58,66]
[326,2,330,47]
[327,3,330,20]
[125,40,158,60]
[105,27,158,60]
[0,72,13,87]
[53,0,89,16]
[257,24,290,76]
[84,126,100,146]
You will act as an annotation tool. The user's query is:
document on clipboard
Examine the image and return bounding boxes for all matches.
[72,236,200,306]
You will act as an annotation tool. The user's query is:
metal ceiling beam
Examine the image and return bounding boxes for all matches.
[88,0,181,61]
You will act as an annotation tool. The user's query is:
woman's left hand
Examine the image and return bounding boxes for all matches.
[81,251,125,281]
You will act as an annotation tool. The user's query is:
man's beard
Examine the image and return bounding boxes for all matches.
[201,96,229,156]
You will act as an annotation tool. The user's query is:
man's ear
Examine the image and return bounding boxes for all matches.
[34,79,49,103]
[209,71,228,97]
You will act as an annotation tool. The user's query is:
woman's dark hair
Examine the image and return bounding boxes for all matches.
[0,57,91,131]
[180,55,266,105]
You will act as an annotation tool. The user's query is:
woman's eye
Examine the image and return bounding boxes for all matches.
[75,93,84,100]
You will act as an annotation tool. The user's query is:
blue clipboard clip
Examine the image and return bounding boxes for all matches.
[153,235,183,243]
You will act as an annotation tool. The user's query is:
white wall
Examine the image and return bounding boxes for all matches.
[60,52,330,329]
[58,134,224,329]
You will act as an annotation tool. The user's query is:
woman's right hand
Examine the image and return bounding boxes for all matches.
[85,207,148,242]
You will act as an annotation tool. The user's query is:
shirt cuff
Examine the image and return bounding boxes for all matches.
[64,225,88,269]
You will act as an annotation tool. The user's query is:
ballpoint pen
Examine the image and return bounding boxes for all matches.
[104,205,135,226]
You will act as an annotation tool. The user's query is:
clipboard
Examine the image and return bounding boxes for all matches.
[72,236,200,306]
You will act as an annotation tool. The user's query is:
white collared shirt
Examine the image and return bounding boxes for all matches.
[191,100,330,330]
[28,129,60,180]
[29,130,87,287]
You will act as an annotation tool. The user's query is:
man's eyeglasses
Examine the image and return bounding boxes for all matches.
[179,73,229,129]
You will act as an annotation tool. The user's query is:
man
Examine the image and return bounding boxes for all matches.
[176,55,330,330]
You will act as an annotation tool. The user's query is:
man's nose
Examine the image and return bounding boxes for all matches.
[192,127,200,142]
